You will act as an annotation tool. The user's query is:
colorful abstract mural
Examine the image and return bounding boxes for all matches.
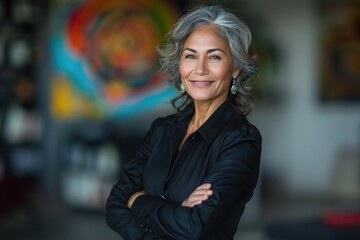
[320,3,360,101]
[50,0,179,119]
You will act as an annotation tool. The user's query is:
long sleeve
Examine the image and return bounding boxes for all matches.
[106,120,160,240]
[129,126,261,239]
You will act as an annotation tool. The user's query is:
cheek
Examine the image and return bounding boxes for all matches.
[179,61,191,78]
[212,64,233,79]
[217,76,231,88]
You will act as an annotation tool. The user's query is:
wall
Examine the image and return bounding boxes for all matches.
[243,0,360,196]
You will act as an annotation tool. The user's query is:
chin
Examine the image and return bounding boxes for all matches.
[190,95,211,101]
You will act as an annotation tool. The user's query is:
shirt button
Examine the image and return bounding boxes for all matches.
[160,195,166,201]
[140,223,145,228]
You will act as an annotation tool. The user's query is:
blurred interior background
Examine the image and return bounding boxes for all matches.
[0,0,359,239]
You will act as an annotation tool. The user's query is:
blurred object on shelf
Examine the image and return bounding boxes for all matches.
[59,122,122,210]
[0,0,46,179]
[1,75,43,179]
[8,144,42,178]
[3,104,42,144]
[331,148,360,200]
[11,0,42,24]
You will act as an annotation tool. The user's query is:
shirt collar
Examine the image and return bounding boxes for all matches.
[176,99,242,144]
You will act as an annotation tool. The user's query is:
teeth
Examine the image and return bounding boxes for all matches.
[191,81,211,86]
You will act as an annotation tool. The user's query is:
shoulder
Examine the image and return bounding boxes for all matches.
[223,111,262,146]
[218,114,262,168]
[150,113,178,128]
[146,112,183,136]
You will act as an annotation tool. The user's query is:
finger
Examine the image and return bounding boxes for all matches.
[187,200,202,207]
[182,197,202,207]
[187,193,211,204]
[188,194,209,203]
[181,198,189,207]
[182,183,213,207]
[182,198,197,207]
[196,189,213,195]
[185,190,213,205]
[182,193,205,206]
[195,183,212,191]
[189,189,213,199]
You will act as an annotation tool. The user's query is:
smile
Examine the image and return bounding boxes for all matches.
[189,80,214,87]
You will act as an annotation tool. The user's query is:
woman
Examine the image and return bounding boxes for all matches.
[106,5,261,240]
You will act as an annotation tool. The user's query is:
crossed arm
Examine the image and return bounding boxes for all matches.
[106,125,261,239]
[105,134,214,240]
[107,142,259,239]
[128,183,213,209]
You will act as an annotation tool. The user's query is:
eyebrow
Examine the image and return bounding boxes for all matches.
[183,48,225,54]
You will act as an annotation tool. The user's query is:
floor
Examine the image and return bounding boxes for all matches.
[0,189,352,240]
[0,191,119,240]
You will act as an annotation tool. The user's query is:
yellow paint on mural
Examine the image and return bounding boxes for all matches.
[51,74,82,119]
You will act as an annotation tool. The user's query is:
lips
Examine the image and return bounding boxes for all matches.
[190,80,214,87]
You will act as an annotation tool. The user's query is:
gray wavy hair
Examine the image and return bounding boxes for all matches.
[158,5,258,115]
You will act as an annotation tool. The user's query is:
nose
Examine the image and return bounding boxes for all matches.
[195,58,209,75]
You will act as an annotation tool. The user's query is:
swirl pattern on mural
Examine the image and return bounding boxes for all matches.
[51,0,177,119]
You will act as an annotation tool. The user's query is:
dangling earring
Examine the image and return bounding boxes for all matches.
[230,79,238,94]
[180,83,185,93]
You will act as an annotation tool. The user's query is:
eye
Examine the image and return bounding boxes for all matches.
[209,55,221,60]
[184,54,196,59]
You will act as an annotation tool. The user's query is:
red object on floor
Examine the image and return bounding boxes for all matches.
[324,209,360,227]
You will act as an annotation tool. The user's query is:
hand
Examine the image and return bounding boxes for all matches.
[182,183,213,208]
[127,190,146,209]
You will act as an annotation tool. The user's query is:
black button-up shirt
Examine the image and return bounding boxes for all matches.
[106,100,262,240]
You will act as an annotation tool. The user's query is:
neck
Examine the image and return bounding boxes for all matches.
[192,97,227,129]
[179,97,227,149]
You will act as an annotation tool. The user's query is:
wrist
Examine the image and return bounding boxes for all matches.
[128,191,146,209]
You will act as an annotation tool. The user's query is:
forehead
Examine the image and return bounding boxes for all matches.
[183,24,229,50]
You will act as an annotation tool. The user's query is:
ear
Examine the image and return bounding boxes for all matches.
[232,68,241,79]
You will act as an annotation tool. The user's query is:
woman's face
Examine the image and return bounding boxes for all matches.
[179,24,240,105]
